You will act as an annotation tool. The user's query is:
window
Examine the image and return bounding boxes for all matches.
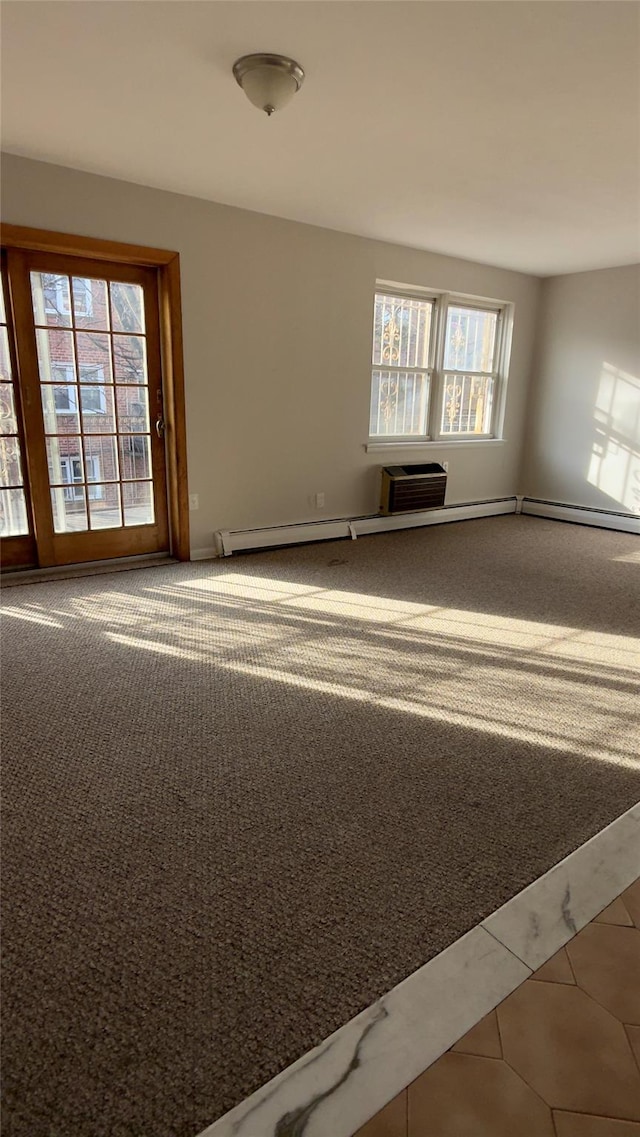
[370,293,434,438]
[80,386,107,415]
[52,364,106,415]
[53,385,77,415]
[368,287,512,444]
[43,274,93,319]
[59,455,104,501]
[441,305,498,436]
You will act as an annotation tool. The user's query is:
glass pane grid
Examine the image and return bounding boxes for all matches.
[36,329,76,382]
[441,373,495,435]
[373,294,433,370]
[0,383,18,435]
[87,482,123,530]
[72,277,109,331]
[122,480,154,527]
[115,384,150,428]
[77,331,112,383]
[110,281,145,335]
[369,369,430,437]
[1,488,29,537]
[41,385,81,435]
[1,278,30,535]
[113,334,147,384]
[0,326,12,381]
[445,306,498,372]
[51,485,87,533]
[31,271,154,536]
[31,273,72,329]
[0,432,24,488]
[118,434,152,480]
[84,435,119,483]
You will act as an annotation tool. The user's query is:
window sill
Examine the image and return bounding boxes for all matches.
[364,438,506,453]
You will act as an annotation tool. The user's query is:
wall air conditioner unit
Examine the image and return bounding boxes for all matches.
[380,463,447,515]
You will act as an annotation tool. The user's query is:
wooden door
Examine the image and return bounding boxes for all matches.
[3,250,170,567]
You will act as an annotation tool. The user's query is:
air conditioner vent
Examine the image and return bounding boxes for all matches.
[380,463,447,515]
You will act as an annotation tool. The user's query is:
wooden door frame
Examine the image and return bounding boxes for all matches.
[0,224,190,561]
[0,249,38,568]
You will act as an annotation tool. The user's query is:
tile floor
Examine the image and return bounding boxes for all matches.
[355,878,640,1137]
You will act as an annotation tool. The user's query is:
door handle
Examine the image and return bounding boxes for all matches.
[155,415,166,438]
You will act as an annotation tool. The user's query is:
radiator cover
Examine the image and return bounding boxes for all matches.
[380,463,447,515]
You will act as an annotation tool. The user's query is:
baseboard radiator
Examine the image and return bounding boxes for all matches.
[202,494,640,558]
[521,497,640,535]
[214,498,517,557]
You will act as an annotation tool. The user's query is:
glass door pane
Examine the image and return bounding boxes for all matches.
[30,271,156,535]
[0,275,30,539]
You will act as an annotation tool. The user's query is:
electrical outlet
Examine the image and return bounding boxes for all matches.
[315,492,325,508]
[189,493,199,511]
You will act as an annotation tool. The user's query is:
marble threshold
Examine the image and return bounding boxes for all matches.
[198,803,640,1137]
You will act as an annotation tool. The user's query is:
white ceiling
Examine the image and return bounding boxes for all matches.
[2,1,639,276]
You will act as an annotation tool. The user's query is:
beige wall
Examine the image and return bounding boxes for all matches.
[1,154,541,553]
[523,265,640,514]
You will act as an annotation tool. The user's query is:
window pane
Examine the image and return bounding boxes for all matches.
[0,384,18,435]
[76,332,112,383]
[0,487,28,536]
[441,374,494,435]
[88,484,122,530]
[110,282,145,334]
[72,277,109,331]
[0,436,23,487]
[46,439,83,486]
[41,386,81,434]
[84,435,119,483]
[116,386,150,433]
[113,335,147,384]
[0,281,5,325]
[51,485,88,532]
[373,294,432,369]
[80,385,116,432]
[36,329,75,383]
[118,434,151,480]
[31,272,72,328]
[444,306,497,372]
[0,327,12,381]
[369,369,430,437]
[54,385,77,413]
[122,481,154,526]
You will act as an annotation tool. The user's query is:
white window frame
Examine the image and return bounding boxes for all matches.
[369,288,437,441]
[44,275,94,319]
[80,384,107,416]
[53,383,77,415]
[53,364,106,415]
[367,283,514,449]
[59,455,104,501]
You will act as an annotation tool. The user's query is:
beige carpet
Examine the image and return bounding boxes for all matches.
[2,516,639,1137]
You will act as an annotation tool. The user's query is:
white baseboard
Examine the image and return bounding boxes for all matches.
[354,498,516,536]
[522,498,640,535]
[195,497,638,560]
[212,498,517,557]
[215,519,353,556]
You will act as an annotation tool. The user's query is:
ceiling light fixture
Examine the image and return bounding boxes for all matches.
[232,54,305,116]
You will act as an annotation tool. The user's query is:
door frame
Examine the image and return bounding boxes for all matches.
[0,224,190,562]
